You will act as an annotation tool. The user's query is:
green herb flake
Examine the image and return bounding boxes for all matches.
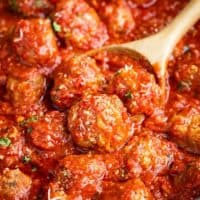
[35,0,44,8]
[9,0,18,12]
[124,91,132,99]
[177,81,191,91]
[23,156,31,164]
[0,137,12,147]
[19,120,26,127]
[19,115,38,127]
[28,115,38,123]
[114,70,121,76]
[52,21,61,33]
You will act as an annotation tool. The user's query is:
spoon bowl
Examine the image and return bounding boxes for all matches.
[85,0,200,103]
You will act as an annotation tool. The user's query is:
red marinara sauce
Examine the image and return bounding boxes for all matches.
[0,0,200,199]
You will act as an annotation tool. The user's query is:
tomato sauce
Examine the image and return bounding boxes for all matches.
[0,0,200,199]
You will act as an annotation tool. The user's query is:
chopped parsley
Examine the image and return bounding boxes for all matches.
[28,115,38,122]
[35,0,44,8]
[19,115,38,127]
[23,156,31,164]
[124,91,132,99]
[114,70,121,76]
[177,80,191,91]
[9,0,18,11]
[52,21,61,33]
[0,137,11,147]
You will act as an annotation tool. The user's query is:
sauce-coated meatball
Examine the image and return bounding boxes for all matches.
[0,116,24,169]
[6,64,46,108]
[27,111,67,151]
[51,56,106,109]
[0,39,10,85]
[0,168,32,200]
[124,133,175,180]
[169,106,200,154]
[172,160,200,199]
[49,154,106,199]
[102,0,135,40]
[19,111,74,172]
[101,153,127,181]
[9,0,53,16]
[68,94,134,152]
[175,64,200,96]
[52,0,108,50]
[101,179,154,200]
[108,64,161,116]
[12,18,58,67]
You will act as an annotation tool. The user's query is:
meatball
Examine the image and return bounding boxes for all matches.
[19,111,74,172]
[6,64,46,109]
[51,56,106,109]
[172,160,200,199]
[0,10,19,37]
[0,116,24,169]
[48,154,106,199]
[101,179,154,200]
[52,0,108,50]
[124,133,175,181]
[101,153,127,181]
[0,39,10,86]
[68,94,134,152]
[0,100,47,116]
[12,18,58,67]
[0,168,32,200]
[9,0,53,16]
[108,64,161,116]
[27,111,67,151]
[175,64,200,96]
[169,106,200,154]
[102,0,135,40]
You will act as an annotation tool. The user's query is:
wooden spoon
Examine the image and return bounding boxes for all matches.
[86,0,200,102]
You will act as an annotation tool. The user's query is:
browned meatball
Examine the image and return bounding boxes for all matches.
[0,10,19,38]
[0,100,47,116]
[0,168,32,200]
[48,154,106,199]
[9,0,53,16]
[172,160,200,199]
[12,18,58,67]
[68,94,134,152]
[169,106,200,154]
[101,179,154,200]
[124,133,176,181]
[102,0,135,40]
[108,64,161,116]
[52,0,108,50]
[19,111,74,172]
[27,111,67,151]
[101,153,127,181]
[0,116,24,169]
[51,56,106,109]
[175,64,200,97]
[0,39,10,86]
[6,64,46,109]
